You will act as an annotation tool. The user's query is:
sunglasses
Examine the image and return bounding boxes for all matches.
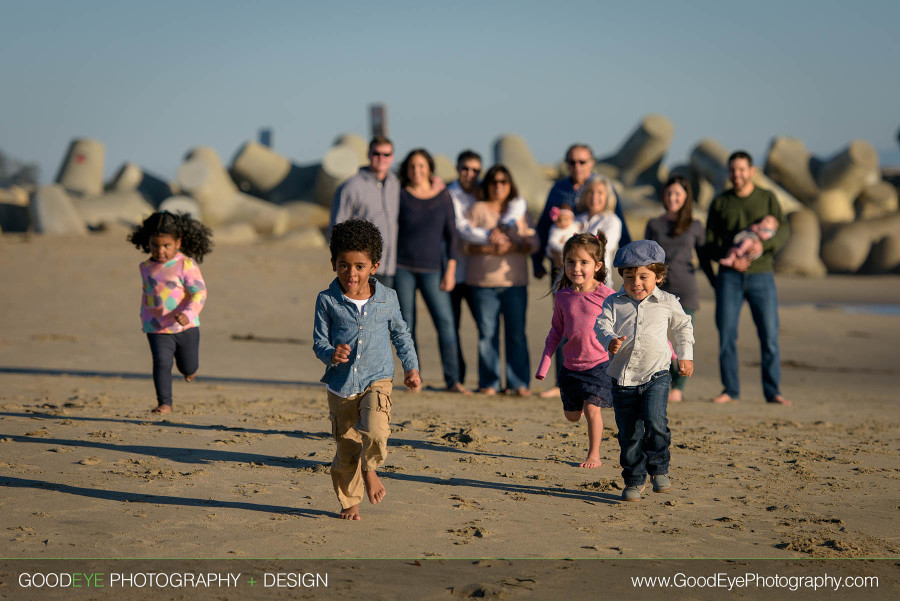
[371,151,393,158]
[459,166,481,173]
[566,159,590,166]
[488,178,510,185]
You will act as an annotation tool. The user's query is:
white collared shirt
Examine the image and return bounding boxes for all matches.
[594,286,694,386]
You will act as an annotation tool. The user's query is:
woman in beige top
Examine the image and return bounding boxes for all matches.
[464,165,539,396]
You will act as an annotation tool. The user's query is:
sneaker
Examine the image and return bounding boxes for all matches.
[621,483,645,502]
[651,474,672,493]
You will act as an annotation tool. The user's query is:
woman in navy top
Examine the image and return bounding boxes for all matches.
[395,148,468,393]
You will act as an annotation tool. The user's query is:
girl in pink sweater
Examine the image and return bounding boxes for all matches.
[536,233,615,468]
[129,211,213,413]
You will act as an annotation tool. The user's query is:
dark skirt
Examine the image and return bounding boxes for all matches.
[559,360,613,412]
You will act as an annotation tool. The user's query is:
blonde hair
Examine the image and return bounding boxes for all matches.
[577,176,617,214]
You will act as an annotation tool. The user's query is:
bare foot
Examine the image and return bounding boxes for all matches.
[338,505,361,520]
[446,383,473,395]
[362,471,386,504]
[478,387,498,396]
[184,373,196,382]
[768,395,792,406]
[539,386,561,398]
[515,387,532,397]
[579,455,602,468]
[668,389,683,402]
[712,393,737,404]
[151,404,172,413]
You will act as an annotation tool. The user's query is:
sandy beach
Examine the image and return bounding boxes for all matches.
[0,232,898,598]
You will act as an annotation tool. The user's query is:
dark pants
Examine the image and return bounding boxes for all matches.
[612,370,671,486]
[670,309,695,391]
[375,273,395,290]
[394,268,462,388]
[147,328,200,407]
[450,283,477,384]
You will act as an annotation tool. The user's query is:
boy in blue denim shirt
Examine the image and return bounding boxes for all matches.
[313,219,421,520]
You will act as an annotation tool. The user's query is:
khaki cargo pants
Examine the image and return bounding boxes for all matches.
[327,378,393,508]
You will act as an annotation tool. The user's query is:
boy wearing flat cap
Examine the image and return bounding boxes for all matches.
[594,240,694,502]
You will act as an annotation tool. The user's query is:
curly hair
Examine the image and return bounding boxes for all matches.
[128,211,214,262]
[551,232,610,293]
[329,219,383,266]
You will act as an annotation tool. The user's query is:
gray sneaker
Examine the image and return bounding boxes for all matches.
[651,474,672,493]
[621,483,645,502]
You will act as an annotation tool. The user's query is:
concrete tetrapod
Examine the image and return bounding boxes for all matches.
[773,207,827,277]
[55,139,105,198]
[29,184,88,235]
[811,188,855,224]
[108,162,173,208]
[177,147,288,236]
[820,213,900,273]
[602,114,674,188]
[854,182,899,220]
[74,191,154,229]
[816,140,880,200]
[230,141,319,205]
[315,144,360,208]
[763,137,820,203]
[493,134,553,215]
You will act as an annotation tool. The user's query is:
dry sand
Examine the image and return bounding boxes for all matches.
[0,232,898,598]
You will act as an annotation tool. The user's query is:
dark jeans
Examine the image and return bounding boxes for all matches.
[612,370,671,486]
[394,268,462,388]
[714,269,781,402]
[670,309,695,391]
[470,285,530,391]
[450,283,477,384]
[147,328,200,406]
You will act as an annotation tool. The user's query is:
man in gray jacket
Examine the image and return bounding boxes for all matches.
[329,135,400,288]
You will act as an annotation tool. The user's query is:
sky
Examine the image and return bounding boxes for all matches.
[1,0,898,185]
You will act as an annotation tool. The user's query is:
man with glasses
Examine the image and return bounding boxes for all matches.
[329,135,400,288]
[448,150,527,386]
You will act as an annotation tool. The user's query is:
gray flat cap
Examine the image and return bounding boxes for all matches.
[613,240,666,268]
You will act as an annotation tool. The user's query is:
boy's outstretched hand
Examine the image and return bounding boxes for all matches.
[608,335,627,355]
[678,359,694,377]
[404,369,421,391]
[331,343,351,364]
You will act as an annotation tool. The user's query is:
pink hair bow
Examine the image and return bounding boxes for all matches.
[549,206,560,222]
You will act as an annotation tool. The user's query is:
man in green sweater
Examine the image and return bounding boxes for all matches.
[703,151,791,406]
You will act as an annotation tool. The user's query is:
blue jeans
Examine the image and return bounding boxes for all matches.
[470,285,530,391]
[394,268,462,387]
[714,269,781,402]
[612,370,671,486]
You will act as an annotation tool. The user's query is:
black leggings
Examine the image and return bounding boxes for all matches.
[147,328,200,406]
